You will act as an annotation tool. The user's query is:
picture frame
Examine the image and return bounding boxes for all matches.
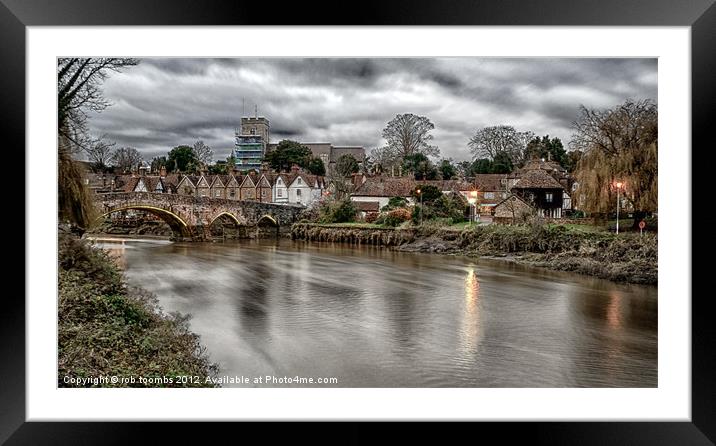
[7,0,713,442]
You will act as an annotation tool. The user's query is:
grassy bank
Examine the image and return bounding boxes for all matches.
[291,223,657,285]
[58,232,218,387]
[402,224,657,285]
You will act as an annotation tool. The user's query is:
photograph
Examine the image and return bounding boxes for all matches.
[57,56,659,389]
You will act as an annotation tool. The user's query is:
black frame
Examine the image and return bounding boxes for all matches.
[6,0,713,443]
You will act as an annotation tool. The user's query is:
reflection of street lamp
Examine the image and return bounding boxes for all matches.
[467,190,478,226]
[614,181,623,234]
[416,188,423,225]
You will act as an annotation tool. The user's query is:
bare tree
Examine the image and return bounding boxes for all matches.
[58,58,139,151]
[84,135,116,172]
[369,146,399,175]
[468,125,534,166]
[57,57,138,229]
[382,113,440,162]
[193,140,214,165]
[112,147,144,173]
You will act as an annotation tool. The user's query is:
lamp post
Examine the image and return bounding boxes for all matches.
[467,190,478,226]
[615,181,623,234]
[416,188,423,225]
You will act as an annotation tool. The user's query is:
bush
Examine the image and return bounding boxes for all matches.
[381,196,408,212]
[318,198,357,223]
[383,208,412,227]
[364,212,379,224]
[411,204,436,224]
[432,194,468,222]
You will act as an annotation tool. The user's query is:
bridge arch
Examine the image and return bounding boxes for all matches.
[99,205,193,240]
[208,211,245,227]
[257,214,278,226]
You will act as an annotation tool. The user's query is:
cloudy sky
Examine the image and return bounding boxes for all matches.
[87,58,657,162]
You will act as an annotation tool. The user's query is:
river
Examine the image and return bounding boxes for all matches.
[97,237,657,387]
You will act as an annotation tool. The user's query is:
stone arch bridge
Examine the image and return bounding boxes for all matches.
[96,192,305,241]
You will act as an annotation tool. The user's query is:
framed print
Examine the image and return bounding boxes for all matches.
[7,0,714,443]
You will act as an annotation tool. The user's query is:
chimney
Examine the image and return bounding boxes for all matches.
[547,152,552,162]
[291,164,300,174]
[352,173,364,188]
[160,165,167,178]
[260,162,269,174]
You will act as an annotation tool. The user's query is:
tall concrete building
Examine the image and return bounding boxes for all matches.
[234,116,270,171]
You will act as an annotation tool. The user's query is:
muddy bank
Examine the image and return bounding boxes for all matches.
[291,223,658,285]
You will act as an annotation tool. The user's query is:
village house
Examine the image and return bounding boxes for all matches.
[350,175,417,210]
[354,201,380,220]
[285,166,326,206]
[272,173,292,204]
[239,173,257,201]
[493,157,575,222]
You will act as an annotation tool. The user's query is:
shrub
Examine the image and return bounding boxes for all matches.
[411,204,437,224]
[383,208,412,227]
[432,194,468,222]
[364,212,379,224]
[318,198,357,223]
[381,196,408,212]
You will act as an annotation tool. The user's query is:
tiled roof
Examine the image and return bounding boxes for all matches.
[512,169,565,189]
[354,201,380,212]
[472,174,506,192]
[353,176,416,197]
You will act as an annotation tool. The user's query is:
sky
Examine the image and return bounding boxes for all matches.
[87,58,657,163]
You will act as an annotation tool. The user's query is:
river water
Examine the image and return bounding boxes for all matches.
[98,238,657,387]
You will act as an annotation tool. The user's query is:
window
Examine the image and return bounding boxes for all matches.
[296,189,302,196]
[277,189,283,197]
[297,178,302,185]
[261,190,266,197]
[215,190,221,197]
[230,190,235,198]
[545,192,553,203]
[250,128,256,135]
[484,192,494,199]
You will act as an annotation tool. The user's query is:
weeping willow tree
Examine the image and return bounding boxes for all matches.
[571,99,658,227]
[57,58,139,230]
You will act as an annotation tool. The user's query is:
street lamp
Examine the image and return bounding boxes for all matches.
[416,188,423,225]
[614,181,623,234]
[467,190,478,226]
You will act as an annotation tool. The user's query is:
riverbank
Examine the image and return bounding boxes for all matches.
[58,229,219,387]
[290,223,657,285]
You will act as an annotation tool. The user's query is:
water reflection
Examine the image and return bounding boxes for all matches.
[113,238,657,387]
[460,267,482,356]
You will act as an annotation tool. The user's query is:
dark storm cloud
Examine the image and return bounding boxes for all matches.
[87,57,657,162]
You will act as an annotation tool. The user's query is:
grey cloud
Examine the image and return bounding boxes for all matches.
[86,57,657,162]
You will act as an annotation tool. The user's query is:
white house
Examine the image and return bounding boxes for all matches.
[286,173,324,206]
[273,174,290,203]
